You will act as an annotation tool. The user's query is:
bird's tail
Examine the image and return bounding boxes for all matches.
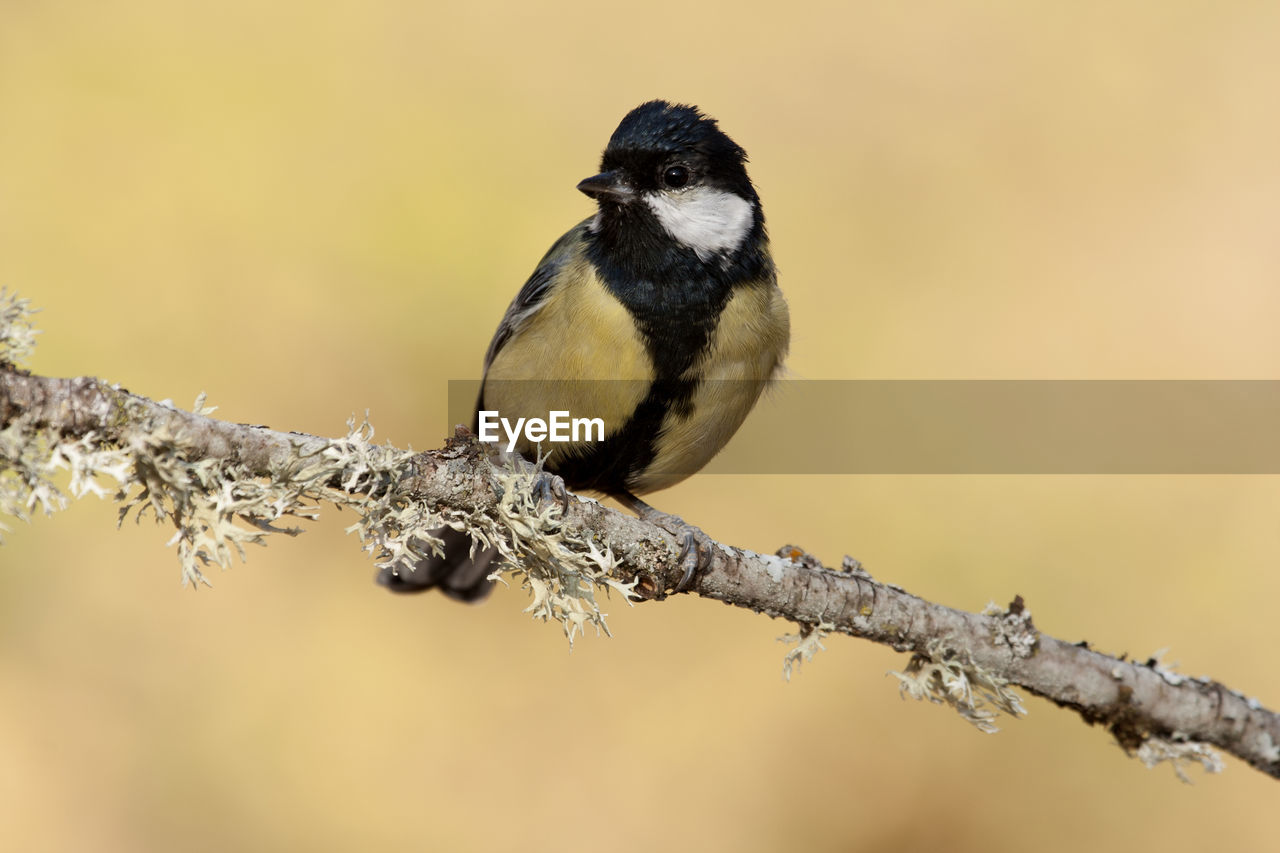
[375,525,498,602]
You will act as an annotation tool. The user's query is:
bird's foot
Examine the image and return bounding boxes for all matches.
[617,493,714,593]
[534,471,571,516]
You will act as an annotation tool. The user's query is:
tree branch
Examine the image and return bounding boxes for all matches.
[3,363,1278,782]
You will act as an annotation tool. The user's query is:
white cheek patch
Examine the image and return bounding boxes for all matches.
[643,187,755,262]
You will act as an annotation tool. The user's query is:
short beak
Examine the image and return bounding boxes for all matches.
[576,170,634,203]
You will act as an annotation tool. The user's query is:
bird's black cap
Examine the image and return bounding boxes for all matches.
[596,100,757,202]
[605,101,745,160]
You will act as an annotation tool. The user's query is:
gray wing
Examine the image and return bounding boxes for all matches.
[383,222,593,601]
[482,221,590,371]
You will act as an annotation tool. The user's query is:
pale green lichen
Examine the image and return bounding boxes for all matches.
[3,392,629,644]
[2,291,633,645]
[1,395,448,593]
[111,413,368,587]
[889,639,1028,733]
[332,417,450,579]
[982,599,1038,658]
[0,422,133,539]
[1143,647,1191,687]
[779,621,832,681]
[1,290,57,533]
[481,453,636,645]
[0,287,39,367]
[1250,730,1280,764]
[1136,735,1224,783]
[0,423,72,532]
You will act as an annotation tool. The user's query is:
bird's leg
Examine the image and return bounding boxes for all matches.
[616,491,714,593]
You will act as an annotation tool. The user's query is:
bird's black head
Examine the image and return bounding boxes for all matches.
[577,101,764,268]
[597,101,756,203]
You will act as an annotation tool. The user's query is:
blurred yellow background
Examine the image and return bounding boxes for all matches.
[3,1,1279,850]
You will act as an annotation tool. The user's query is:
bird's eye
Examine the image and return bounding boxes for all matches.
[662,165,690,189]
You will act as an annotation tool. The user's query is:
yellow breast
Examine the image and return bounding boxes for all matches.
[631,280,790,493]
[482,252,653,463]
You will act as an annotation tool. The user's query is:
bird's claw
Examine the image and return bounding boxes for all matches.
[673,526,714,592]
[534,472,571,515]
[616,492,715,595]
[639,510,714,593]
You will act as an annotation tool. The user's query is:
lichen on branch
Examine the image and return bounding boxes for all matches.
[3,289,1280,782]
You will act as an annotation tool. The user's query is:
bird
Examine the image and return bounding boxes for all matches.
[379,99,789,600]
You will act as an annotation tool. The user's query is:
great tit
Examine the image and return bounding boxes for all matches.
[380,100,790,600]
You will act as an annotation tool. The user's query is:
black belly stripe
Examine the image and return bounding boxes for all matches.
[549,217,769,495]
[549,376,695,494]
